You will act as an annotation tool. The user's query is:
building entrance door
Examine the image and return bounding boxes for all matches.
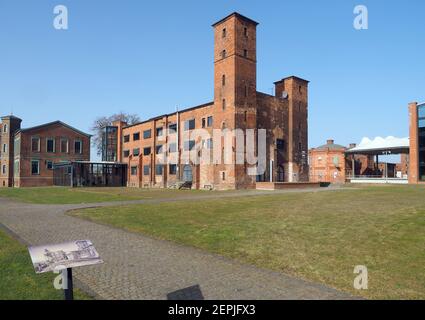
[182,165,193,182]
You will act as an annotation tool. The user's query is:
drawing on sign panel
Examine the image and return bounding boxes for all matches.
[28,240,103,274]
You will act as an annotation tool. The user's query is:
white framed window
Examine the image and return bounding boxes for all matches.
[31,160,40,175]
[46,138,55,153]
[31,136,40,152]
[46,161,53,170]
[60,138,69,153]
[3,124,7,133]
[2,165,6,175]
[74,140,82,154]
[3,144,7,153]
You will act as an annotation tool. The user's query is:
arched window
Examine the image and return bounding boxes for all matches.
[222,99,226,110]
[221,50,226,59]
[222,74,225,86]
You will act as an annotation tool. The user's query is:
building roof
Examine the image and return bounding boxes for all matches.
[212,12,259,27]
[15,120,91,137]
[313,140,346,151]
[123,101,214,129]
[1,115,22,121]
[346,136,410,155]
[274,76,310,84]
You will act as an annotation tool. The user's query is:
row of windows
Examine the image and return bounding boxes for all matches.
[26,160,54,175]
[30,137,83,154]
[123,118,213,145]
[222,26,248,38]
[123,139,213,158]
[131,164,178,176]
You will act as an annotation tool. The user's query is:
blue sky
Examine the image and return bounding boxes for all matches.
[0,0,424,160]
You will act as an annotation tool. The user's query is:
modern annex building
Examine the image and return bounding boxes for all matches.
[0,116,91,187]
[103,12,309,190]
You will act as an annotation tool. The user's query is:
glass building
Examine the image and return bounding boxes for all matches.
[102,126,118,162]
[419,103,425,181]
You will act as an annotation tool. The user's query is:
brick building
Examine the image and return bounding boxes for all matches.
[0,116,91,187]
[409,102,425,183]
[309,140,347,184]
[104,12,309,190]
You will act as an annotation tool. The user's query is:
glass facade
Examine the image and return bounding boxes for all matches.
[419,104,425,181]
[102,126,118,162]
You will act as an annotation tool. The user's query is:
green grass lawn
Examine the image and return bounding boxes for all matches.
[70,185,425,299]
[0,229,91,300]
[0,186,228,204]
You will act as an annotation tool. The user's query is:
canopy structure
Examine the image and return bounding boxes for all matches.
[346,136,410,184]
[345,136,409,155]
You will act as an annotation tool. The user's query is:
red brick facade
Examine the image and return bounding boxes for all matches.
[112,13,309,190]
[0,117,90,187]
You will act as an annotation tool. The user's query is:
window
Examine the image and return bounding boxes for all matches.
[156,145,163,154]
[169,164,177,175]
[31,137,40,152]
[3,124,7,133]
[143,129,151,139]
[131,166,138,176]
[143,165,150,176]
[74,140,82,154]
[184,119,195,131]
[3,144,7,153]
[244,27,248,37]
[155,164,163,175]
[244,49,248,58]
[46,138,55,153]
[60,139,69,153]
[169,143,177,153]
[184,140,195,151]
[222,28,226,38]
[299,86,302,93]
[124,135,130,143]
[133,132,140,141]
[222,74,226,86]
[202,118,206,128]
[277,139,285,150]
[222,99,226,110]
[123,150,130,158]
[156,127,163,137]
[2,165,6,175]
[244,111,247,122]
[169,123,177,133]
[31,160,39,175]
[205,138,213,149]
[46,161,53,170]
[222,171,226,181]
[221,50,226,59]
[143,147,151,156]
[207,116,213,127]
[133,148,140,156]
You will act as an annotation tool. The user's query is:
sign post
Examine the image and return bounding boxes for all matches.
[64,268,74,300]
[28,240,103,300]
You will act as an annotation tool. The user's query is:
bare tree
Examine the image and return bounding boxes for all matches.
[91,112,140,157]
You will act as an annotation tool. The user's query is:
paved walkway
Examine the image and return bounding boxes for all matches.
[0,189,354,300]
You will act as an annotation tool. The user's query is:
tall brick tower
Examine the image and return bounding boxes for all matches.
[212,12,259,189]
[0,115,22,187]
[275,77,309,182]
